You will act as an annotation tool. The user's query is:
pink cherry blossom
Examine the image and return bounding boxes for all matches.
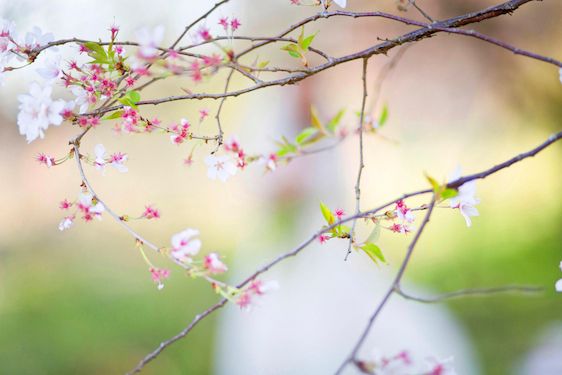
[230,18,241,31]
[218,17,229,31]
[59,199,73,210]
[334,208,345,220]
[395,199,415,223]
[149,267,170,290]
[204,252,228,274]
[199,108,209,121]
[108,152,128,173]
[36,153,55,167]
[318,234,330,244]
[142,205,161,220]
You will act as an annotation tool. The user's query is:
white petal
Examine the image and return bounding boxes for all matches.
[556,279,562,292]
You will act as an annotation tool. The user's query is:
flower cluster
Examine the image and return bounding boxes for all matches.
[388,199,416,234]
[93,144,128,173]
[58,192,105,231]
[235,279,279,310]
[356,350,457,375]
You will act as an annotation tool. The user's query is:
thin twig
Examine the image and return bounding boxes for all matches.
[395,284,544,303]
[409,0,435,23]
[345,58,369,261]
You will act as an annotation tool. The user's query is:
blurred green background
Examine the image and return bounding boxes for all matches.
[0,0,561,374]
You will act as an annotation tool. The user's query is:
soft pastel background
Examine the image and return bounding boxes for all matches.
[0,0,561,374]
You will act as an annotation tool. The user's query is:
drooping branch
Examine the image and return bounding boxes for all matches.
[395,284,544,303]
[127,130,562,374]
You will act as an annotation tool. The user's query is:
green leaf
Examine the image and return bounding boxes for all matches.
[425,173,440,194]
[320,201,335,225]
[276,136,297,156]
[300,33,317,51]
[361,243,386,264]
[310,106,327,134]
[336,224,351,235]
[441,188,458,200]
[102,110,124,120]
[117,97,135,108]
[365,221,381,243]
[127,90,141,104]
[295,127,317,144]
[84,42,106,58]
[327,109,345,133]
[297,26,305,47]
[281,44,301,59]
[378,104,389,127]
[258,60,270,68]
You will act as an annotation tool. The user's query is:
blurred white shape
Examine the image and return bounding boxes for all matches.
[518,323,562,375]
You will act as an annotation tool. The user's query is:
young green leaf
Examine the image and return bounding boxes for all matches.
[378,104,389,127]
[310,106,327,134]
[281,44,301,59]
[365,221,381,244]
[127,90,141,104]
[425,173,440,194]
[327,109,345,133]
[441,188,458,200]
[320,201,335,225]
[300,33,317,51]
[102,110,124,120]
[295,127,317,144]
[361,243,386,264]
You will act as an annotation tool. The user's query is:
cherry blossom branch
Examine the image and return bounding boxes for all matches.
[71,141,161,253]
[84,0,559,118]
[431,26,562,68]
[128,130,562,373]
[335,196,437,375]
[345,57,369,261]
[395,284,544,303]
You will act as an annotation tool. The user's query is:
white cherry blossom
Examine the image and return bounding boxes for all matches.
[58,216,74,231]
[23,26,54,49]
[17,82,65,143]
[449,167,480,227]
[205,155,237,182]
[71,86,90,114]
[135,25,164,59]
[94,144,107,171]
[171,228,202,262]
[36,54,62,81]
